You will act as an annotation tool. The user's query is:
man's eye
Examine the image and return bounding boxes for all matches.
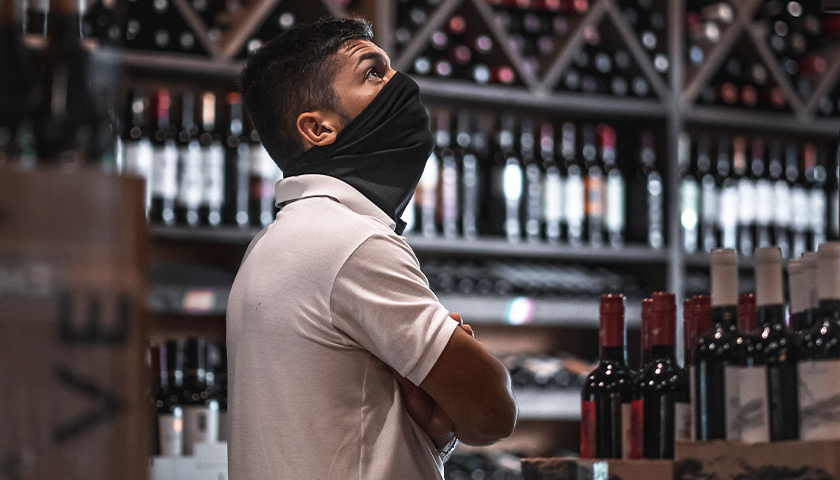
[366,68,381,80]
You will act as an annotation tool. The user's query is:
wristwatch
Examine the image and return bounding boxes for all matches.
[438,436,459,462]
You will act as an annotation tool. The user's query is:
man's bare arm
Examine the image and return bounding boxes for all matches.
[419,327,518,446]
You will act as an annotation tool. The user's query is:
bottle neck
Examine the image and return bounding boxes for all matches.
[819,299,840,322]
[757,304,786,332]
[600,345,628,364]
[712,305,738,330]
[650,344,677,362]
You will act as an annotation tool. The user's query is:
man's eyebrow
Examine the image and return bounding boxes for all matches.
[354,51,387,71]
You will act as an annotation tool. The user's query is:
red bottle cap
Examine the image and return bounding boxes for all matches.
[641,297,654,355]
[650,291,676,346]
[599,293,625,347]
[738,293,757,333]
[692,295,712,336]
[683,297,696,354]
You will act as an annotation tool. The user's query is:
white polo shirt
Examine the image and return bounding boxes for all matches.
[226,174,457,480]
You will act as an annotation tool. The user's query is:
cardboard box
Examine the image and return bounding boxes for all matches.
[0,169,149,479]
[521,457,674,480]
[675,440,840,480]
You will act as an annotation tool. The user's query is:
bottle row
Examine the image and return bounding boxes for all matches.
[581,241,840,461]
[677,133,840,258]
[405,111,665,248]
[149,337,228,457]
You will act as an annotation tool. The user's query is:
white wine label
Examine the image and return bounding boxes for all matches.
[798,359,840,441]
[720,184,739,249]
[544,168,563,223]
[791,186,810,232]
[158,408,184,456]
[179,141,203,209]
[461,153,479,238]
[182,402,220,455]
[125,138,154,215]
[810,189,827,232]
[565,173,585,225]
[503,159,523,241]
[755,179,774,225]
[442,154,459,238]
[606,171,625,232]
[621,402,632,459]
[701,177,719,223]
[159,141,179,199]
[674,401,692,442]
[773,181,792,227]
[420,153,439,237]
[204,143,225,208]
[725,365,770,443]
[738,180,756,224]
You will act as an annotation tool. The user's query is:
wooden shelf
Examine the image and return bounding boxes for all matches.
[685,105,840,137]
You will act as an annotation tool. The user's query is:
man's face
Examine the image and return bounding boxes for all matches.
[330,40,397,128]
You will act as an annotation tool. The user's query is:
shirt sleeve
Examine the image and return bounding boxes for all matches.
[330,233,457,386]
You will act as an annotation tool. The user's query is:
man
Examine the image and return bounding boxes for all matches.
[228,17,517,479]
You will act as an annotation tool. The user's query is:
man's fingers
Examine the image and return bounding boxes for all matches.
[449,312,462,324]
[461,324,474,337]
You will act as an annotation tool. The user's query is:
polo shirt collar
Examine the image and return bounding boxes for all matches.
[275,174,398,232]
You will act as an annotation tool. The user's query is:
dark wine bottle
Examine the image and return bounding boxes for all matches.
[150,88,179,225]
[581,294,634,459]
[500,113,523,243]
[181,337,220,455]
[733,136,756,256]
[600,124,625,248]
[717,137,738,250]
[521,118,543,243]
[224,92,250,227]
[768,142,792,257]
[628,130,663,249]
[789,143,809,258]
[583,123,604,247]
[679,133,700,253]
[199,92,225,227]
[684,294,711,442]
[540,122,563,244]
[807,145,828,250]
[563,122,584,246]
[694,248,740,440]
[753,247,799,441]
[439,111,459,239]
[154,341,184,456]
[124,90,154,218]
[697,135,719,252]
[639,292,690,458]
[0,0,35,167]
[457,110,480,240]
[752,139,774,249]
[798,242,840,440]
[629,296,653,459]
[788,258,812,334]
[176,91,202,227]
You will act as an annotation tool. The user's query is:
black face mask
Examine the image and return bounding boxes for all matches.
[282,71,435,235]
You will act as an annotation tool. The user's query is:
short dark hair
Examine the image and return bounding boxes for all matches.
[240,17,373,170]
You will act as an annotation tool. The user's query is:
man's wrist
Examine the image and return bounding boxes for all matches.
[437,435,459,460]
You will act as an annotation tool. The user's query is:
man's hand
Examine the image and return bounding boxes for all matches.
[392,313,472,449]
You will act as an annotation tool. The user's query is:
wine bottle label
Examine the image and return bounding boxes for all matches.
[235,143,250,226]
[798,359,840,441]
[124,138,154,215]
[621,402,632,459]
[606,171,625,234]
[680,179,700,253]
[179,140,203,210]
[158,408,184,456]
[580,400,596,458]
[791,186,810,232]
[442,152,459,239]
[152,141,179,200]
[503,159,523,242]
[720,184,739,249]
[674,401,692,442]
[525,163,543,240]
[182,402,220,455]
[630,399,643,459]
[646,172,663,249]
[585,173,604,217]
[701,177,719,225]
[420,153,439,238]
[737,179,756,226]
[724,365,770,443]
[755,179,774,226]
[461,153,478,239]
[774,181,792,227]
[809,188,826,233]
[204,142,225,210]
[565,171,585,230]
[543,167,564,240]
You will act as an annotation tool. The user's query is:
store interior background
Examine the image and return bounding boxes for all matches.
[12,0,840,477]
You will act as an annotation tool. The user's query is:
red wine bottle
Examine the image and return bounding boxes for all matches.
[540,122,563,244]
[152,342,184,456]
[694,248,740,440]
[181,337,220,455]
[684,295,711,442]
[199,92,225,227]
[224,92,250,227]
[629,296,653,459]
[753,247,799,441]
[176,91,202,227]
[583,123,604,247]
[639,292,690,458]
[738,293,757,335]
[150,88,178,225]
[562,122,584,246]
[581,294,634,459]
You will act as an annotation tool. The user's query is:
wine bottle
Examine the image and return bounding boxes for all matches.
[639,292,690,458]
[200,92,224,227]
[600,124,625,248]
[123,91,154,218]
[738,293,757,334]
[499,113,523,243]
[629,296,653,459]
[694,249,740,440]
[248,127,279,228]
[698,135,719,252]
[807,145,828,250]
[768,142,792,257]
[158,340,185,456]
[797,251,822,356]
[753,247,799,441]
[733,136,756,255]
[831,154,839,240]
[752,139,774,248]
[563,122,585,246]
[437,111,459,239]
[583,124,604,247]
[790,143,809,258]
[631,130,663,249]
[581,294,635,459]
[457,110,480,240]
[418,114,440,237]
[521,119,543,243]
[224,92,250,227]
[679,133,700,253]
[0,0,35,167]
[216,345,229,442]
[788,258,815,338]
[181,337,220,455]
[176,92,203,227]
[718,138,738,250]
[684,295,711,442]
[798,242,840,440]
[540,122,564,244]
[150,88,179,225]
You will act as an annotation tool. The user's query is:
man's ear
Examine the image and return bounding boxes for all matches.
[296,111,341,149]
